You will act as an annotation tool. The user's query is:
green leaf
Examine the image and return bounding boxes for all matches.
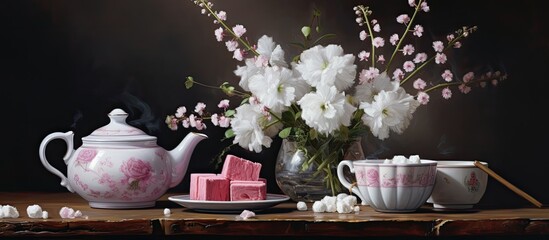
[224,129,235,138]
[225,109,235,117]
[185,76,194,89]
[294,111,302,120]
[240,97,249,105]
[278,127,292,139]
[301,26,311,38]
[281,111,294,124]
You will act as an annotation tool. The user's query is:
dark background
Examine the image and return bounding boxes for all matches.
[1,0,547,208]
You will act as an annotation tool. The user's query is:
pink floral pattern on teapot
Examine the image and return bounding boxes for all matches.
[70,148,169,202]
[120,157,154,191]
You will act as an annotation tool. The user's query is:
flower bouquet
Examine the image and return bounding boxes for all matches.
[166,0,506,197]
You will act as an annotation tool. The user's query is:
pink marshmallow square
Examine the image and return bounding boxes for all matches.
[197,176,230,201]
[230,180,266,201]
[189,173,216,200]
[220,154,261,181]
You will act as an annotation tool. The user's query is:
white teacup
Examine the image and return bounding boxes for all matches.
[427,160,488,209]
[337,159,438,212]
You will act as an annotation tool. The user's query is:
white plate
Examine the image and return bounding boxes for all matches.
[168,194,290,213]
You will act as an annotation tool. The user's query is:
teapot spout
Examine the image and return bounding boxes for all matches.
[168,132,208,188]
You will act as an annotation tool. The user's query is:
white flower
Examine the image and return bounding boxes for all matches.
[230,103,274,153]
[354,71,399,104]
[255,35,288,68]
[289,61,312,100]
[234,58,264,91]
[297,86,356,135]
[295,45,357,91]
[248,66,299,113]
[359,88,419,140]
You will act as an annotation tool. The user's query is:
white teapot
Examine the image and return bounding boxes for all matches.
[39,108,207,209]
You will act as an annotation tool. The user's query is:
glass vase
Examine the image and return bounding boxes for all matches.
[274,138,364,202]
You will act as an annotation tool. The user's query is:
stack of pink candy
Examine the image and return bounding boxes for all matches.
[189,154,267,201]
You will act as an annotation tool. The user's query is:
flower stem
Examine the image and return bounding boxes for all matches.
[199,0,259,56]
[359,6,375,68]
[401,26,475,85]
[422,74,499,94]
[192,79,249,97]
[385,0,423,74]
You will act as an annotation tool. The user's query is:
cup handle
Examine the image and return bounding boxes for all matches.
[38,131,75,192]
[337,160,367,205]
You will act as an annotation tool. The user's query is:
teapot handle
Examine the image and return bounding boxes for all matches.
[38,131,75,192]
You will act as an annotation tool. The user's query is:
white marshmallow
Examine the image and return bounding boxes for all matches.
[42,211,49,219]
[383,159,393,164]
[74,210,83,218]
[27,204,43,219]
[321,196,337,206]
[312,201,326,213]
[336,201,353,213]
[59,206,74,218]
[325,203,337,213]
[341,195,357,207]
[392,155,407,164]
[336,193,349,201]
[296,201,307,211]
[2,205,19,218]
[321,196,338,212]
[311,195,363,213]
[163,208,171,217]
[409,155,421,163]
[239,209,255,220]
[59,206,83,219]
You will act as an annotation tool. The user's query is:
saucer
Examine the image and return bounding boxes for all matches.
[168,194,290,213]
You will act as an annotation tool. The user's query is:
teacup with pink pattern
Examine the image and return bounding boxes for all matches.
[337,159,437,212]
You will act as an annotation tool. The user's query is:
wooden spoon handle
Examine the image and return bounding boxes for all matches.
[474,161,543,208]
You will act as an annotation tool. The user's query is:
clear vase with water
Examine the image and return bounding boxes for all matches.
[274,138,364,202]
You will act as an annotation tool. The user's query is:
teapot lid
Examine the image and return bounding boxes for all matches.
[82,108,157,143]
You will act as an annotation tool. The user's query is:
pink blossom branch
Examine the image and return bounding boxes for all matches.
[421,73,504,95]
[358,6,376,68]
[385,0,424,74]
[401,26,477,85]
[198,0,259,56]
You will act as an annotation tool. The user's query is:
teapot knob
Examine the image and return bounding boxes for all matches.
[108,108,129,124]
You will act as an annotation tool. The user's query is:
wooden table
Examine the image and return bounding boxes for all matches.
[1,192,548,239]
